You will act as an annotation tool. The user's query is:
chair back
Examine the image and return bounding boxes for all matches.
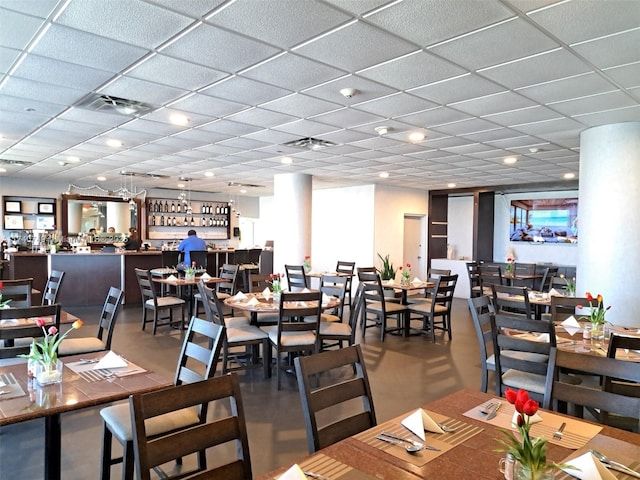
[357,269,389,311]
[467,261,481,296]
[247,272,271,292]
[174,316,225,386]
[478,265,502,292]
[491,284,533,319]
[1,278,33,307]
[603,333,640,431]
[512,262,537,288]
[0,304,61,358]
[468,295,495,392]
[550,296,589,322]
[130,373,251,480]
[538,266,558,292]
[320,274,347,322]
[217,263,239,296]
[491,313,556,401]
[96,287,124,350]
[197,281,225,327]
[429,268,451,279]
[247,248,262,265]
[161,250,182,268]
[346,284,365,343]
[543,348,640,432]
[135,268,158,305]
[277,290,322,335]
[433,274,457,305]
[336,261,355,276]
[285,264,308,291]
[295,344,376,453]
[189,250,208,269]
[41,270,65,305]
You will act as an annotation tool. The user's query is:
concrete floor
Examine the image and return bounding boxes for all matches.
[0,298,486,479]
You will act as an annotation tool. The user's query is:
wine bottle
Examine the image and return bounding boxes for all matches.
[160,215,164,226]
[202,217,206,227]
[171,201,175,212]
[190,217,195,226]
[164,201,169,212]
[151,215,155,226]
[177,202,181,213]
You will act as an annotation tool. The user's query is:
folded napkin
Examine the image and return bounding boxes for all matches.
[322,293,335,306]
[401,408,444,440]
[511,411,543,428]
[94,351,127,370]
[277,464,306,480]
[411,277,423,284]
[246,297,260,307]
[232,292,248,301]
[301,288,311,293]
[166,274,178,282]
[537,333,550,343]
[262,287,271,300]
[562,452,616,480]
[561,316,581,336]
[383,279,394,286]
[549,288,563,297]
[200,272,211,281]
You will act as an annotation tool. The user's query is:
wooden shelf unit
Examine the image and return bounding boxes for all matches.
[2,196,57,231]
[145,198,231,241]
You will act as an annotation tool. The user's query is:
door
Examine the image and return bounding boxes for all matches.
[403,215,426,280]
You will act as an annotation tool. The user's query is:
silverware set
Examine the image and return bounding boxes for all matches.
[552,422,566,440]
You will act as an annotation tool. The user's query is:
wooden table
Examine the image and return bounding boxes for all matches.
[257,388,640,479]
[0,351,171,480]
[152,275,222,318]
[382,280,435,336]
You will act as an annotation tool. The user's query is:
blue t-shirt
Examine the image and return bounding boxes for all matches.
[177,235,207,266]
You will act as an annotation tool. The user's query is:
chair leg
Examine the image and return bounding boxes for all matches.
[100,423,113,480]
[123,440,135,480]
[480,367,488,393]
[152,310,158,335]
[262,339,271,379]
[140,308,147,331]
[222,342,229,374]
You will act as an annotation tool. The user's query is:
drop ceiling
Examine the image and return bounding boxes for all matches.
[0,0,638,196]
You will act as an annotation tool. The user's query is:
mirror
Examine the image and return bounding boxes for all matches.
[61,195,142,237]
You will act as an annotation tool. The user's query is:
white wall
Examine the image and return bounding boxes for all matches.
[493,190,579,265]
[447,196,474,260]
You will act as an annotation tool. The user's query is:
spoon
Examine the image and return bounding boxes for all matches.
[590,450,640,478]
[375,435,422,453]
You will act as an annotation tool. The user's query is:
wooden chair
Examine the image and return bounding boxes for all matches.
[130,373,251,480]
[197,281,271,379]
[0,277,33,307]
[318,283,364,351]
[136,268,185,334]
[491,313,556,403]
[602,334,640,431]
[41,270,65,305]
[478,264,502,296]
[319,274,347,323]
[268,290,322,389]
[161,250,181,268]
[0,304,61,358]
[543,348,640,432]
[100,317,225,480]
[295,344,376,453]
[357,269,408,341]
[491,284,533,319]
[538,266,558,293]
[245,272,279,326]
[285,264,308,291]
[512,262,537,289]
[468,295,496,393]
[335,260,356,305]
[550,296,589,322]
[189,250,208,269]
[193,263,238,316]
[407,274,458,341]
[467,261,482,298]
[58,287,124,356]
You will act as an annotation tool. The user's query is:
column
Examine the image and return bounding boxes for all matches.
[578,122,640,327]
[273,173,312,282]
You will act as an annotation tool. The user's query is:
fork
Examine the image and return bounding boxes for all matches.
[553,422,566,440]
[438,423,458,432]
[479,401,495,415]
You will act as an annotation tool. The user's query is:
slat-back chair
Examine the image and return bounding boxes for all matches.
[0,304,61,358]
[41,270,65,305]
[1,278,33,307]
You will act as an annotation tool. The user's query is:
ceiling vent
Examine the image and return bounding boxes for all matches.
[0,159,32,166]
[282,137,337,150]
[120,170,170,179]
[228,181,264,188]
[77,94,154,116]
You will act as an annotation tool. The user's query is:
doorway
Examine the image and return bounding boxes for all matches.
[403,215,426,280]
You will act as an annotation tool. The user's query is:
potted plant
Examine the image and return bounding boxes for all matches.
[376,253,397,281]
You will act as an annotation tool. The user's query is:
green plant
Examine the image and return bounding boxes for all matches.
[377,253,397,280]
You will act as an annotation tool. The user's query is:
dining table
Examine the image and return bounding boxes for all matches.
[0,350,171,480]
[152,274,223,319]
[381,279,435,337]
[257,388,640,479]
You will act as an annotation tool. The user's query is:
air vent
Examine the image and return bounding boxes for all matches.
[78,94,154,116]
[228,181,264,188]
[0,159,32,166]
[120,171,170,179]
[282,137,337,150]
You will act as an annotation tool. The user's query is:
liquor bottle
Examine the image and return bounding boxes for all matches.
[202,217,206,227]
[151,215,156,226]
[224,205,229,215]
[190,217,195,226]
[164,201,169,212]
[171,201,175,212]
[184,217,189,226]
[214,204,218,215]
[172,217,177,226]
[160,215,164,226]
[208,217,213,227]
[177,202,181,213]
[224,218,228,227]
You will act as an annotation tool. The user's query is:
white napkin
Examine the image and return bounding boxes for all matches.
[383,279,394,286]
[277,464,306,480]
[511,411,543,428]
[94,351,127,370]
[232,292,247,301]
[322,293,332,306]
[412,277,423,284]
[562,452,616,480]
[246,297,260,306]
[537,333,550,343]
[401,408,444,440]
[262,288,271,300]
[301,288,311,293]
[200,272,211,281]
[561,316,581,336]
[166,274,177,281]
[549,288,563,297]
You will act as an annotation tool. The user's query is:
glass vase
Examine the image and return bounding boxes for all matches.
[514,463,556,480]
[590,323,604,340]
[35,359,63,386]
[401,276,411,286]
[184,272,195,281]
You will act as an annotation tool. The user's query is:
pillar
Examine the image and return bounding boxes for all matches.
[273,173,312,283]
[578,122,640,327]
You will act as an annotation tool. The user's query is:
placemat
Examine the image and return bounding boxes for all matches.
[293,453,376,479]
[0,372,26,400]
[66,357,146,382]
[354,412,483,467]
[463,399,602,449]
[557,447,640,480]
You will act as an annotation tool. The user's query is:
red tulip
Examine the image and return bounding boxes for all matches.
[505,388,518,404]
[586,292,593,302]
[514,389,530,413]
[0,281,3,290]
[522,399,539,416]
[406,263,411,268]
[48,326,58,335]
[517,414,524,427]
[399,266,403,271]
[36,318,47,328]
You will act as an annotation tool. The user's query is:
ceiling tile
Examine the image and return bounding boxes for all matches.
[100,76,189,106]
[353,92,438,117]
[310,107,386,129]
[127,54,228,91]
[0,7,45,50]
[170,93,249,117]
[409,73,505,105]
[451,91,537,117]
[572,29,640,70]
[201,76,291,106]
[516,73,617,104]
[549,91,636,116]
[603,62,640,89]
[261,93,342,118]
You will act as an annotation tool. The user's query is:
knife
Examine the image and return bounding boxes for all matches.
[486,401,502,420]
[379,431,440,451]
[604,463,640,479]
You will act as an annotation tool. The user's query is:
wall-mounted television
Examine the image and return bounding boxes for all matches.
[510,198,578,243]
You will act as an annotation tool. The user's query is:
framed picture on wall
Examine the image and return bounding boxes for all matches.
[38,203,54,214]
[4,200,22,213]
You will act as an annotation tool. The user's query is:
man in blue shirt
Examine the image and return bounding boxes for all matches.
[178,229,206,266]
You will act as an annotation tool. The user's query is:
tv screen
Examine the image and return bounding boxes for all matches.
[510,198,578,243]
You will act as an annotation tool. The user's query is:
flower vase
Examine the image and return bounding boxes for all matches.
[514,463,556,480]
[185,272,195,281]
[272,290,281,304]
[35,359,63,386]
[590,323,604,340]
[401,276,411,286]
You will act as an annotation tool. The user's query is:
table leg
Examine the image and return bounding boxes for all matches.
[45,413,61,480]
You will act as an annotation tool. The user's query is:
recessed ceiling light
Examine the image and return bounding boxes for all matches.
[447,183,457,188]
[564,173,575,179]
[375,126,390,135]
[379,172,389,178]
[169,113,189,126]
[281,156,293,165]
[529,147,541,153]
[66,156,80,163]
[503,156,517,164]
[58,161,66,166]
[106,139,122,148]
[240,189,247,194]
[409,132,425,142]
[177,182,185,188]
[0,167,6,173]
[97,175,107,181]
[204,171,214,177]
